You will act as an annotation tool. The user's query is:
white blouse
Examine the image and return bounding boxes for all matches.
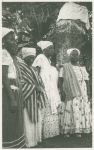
[2,49,17,79]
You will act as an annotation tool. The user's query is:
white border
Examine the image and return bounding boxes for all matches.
[0,0,93,150]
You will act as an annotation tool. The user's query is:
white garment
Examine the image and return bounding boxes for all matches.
[50,66,61,113]
[2,49,18,90]
[33,54,61,139]
[24,108,42,147]
[57,2,90,30]
[2,49,17,79]
[33,54,61,114]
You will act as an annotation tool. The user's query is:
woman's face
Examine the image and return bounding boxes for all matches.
[24,55,35,66]
[44,45,54,57]
[70,50,80,62]
[4,32,18,55]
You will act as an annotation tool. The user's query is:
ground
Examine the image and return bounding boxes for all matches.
[33,133,92,148]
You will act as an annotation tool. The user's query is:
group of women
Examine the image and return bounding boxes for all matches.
[2,28,92,148]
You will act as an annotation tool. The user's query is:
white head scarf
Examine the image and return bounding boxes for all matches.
[37,41,53,51]
[57,2,90,30]
[67,48,80,56]
[2,27,14,39]
[22,47,36,59]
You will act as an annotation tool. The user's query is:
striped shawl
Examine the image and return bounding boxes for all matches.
[19,62,47,123]
[63,62,82,102]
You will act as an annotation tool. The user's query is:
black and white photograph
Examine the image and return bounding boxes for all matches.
[2,0,92,148]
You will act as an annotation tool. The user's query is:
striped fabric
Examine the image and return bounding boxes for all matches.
[19,62,47,123]
[3,134,25,148]
[63,62,82,101]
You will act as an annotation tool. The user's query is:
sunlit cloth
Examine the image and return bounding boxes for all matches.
[37,41,53,51]
[33,54,61,139]
[57,2,90,30]
[67,48,80,56]
[22,47,36,59]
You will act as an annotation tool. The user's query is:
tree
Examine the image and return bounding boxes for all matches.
[2,2,92,65]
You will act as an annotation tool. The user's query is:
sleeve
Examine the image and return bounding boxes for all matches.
[59,67,64,77]
[82,67,89,80]
[32,56,43,68]
[2,50,13,66]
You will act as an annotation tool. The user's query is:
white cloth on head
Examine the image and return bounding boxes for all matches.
[2,27,14,38]
[67,48,80,56]
[37,41,53,51]
[57,2,90,30]
[22,47,36,59]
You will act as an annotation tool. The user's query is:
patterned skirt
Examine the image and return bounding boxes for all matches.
[57,96,92,134]
[42,97,59,139]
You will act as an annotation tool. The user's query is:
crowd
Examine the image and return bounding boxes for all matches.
[2,27,92,148]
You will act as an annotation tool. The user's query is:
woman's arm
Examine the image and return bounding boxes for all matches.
[58,77,66,102]
[58,77,63,90]
[2,65,17,113]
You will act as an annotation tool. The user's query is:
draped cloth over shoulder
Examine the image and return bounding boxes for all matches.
[62,62,82,101]
[19,62,47,123]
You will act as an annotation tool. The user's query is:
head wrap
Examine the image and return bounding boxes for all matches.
[22,47,36,59]
[67,48,80,56]
[57,2,90,30]
[2,27,14,39]
[37,41,53,51]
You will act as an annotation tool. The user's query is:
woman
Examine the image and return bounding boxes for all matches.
[58,48,92,137]
[33,41,61,139]
[2,27,26,148]
[19,47,47,147]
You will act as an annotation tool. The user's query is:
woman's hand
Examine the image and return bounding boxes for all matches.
[10,100,17,113]
[35,86,41,92]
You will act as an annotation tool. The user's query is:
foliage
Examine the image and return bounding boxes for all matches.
[2,2,92,40]
[2,2,92,70]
